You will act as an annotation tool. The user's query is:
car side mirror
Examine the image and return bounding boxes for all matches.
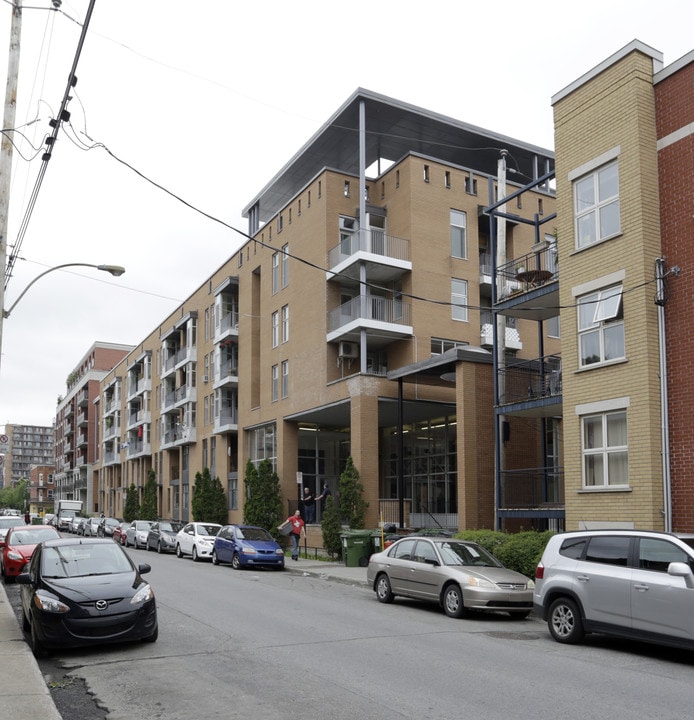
[138,564,152,575]
[16,572,32,585]
[668,561,694,589]
[424,558,440,566]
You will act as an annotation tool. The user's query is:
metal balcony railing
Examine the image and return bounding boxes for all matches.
[327,296,411,333]
[499,467,564,508]
[328,229,410,269]
[497,354,562,405]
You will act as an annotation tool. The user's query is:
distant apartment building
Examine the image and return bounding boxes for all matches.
[28,464,56,517]
[54,342,133,514]
[1,424,54,487]
[549,40,694,531]
[94,89,557,535]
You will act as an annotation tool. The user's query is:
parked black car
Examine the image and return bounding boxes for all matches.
[146,521,183,553]
[17,537,158,656]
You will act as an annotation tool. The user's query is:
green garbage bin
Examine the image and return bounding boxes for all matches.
[341,530,373,567]
[370,528,384,554]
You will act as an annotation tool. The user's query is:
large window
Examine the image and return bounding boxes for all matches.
[281,360,289,399]
[271,365,279,402]
[578,285,624,366]
[582,410,628,488]
[450,210,467,259]
[248,423,276,471]
[281,305,289,343]
[281,243,289,288]
[451,279,468,322]
[272,252,279,293]
[271,311,279,348]
[574,161,620,249]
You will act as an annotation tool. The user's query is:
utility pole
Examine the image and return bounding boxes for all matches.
[0,0,23,377]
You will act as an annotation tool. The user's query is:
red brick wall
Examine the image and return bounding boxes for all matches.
[656,59,694,530]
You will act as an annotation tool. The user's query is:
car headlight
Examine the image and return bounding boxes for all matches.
[198,539,212,547]
[34,591,69,614]
[161,533,173,542]
[526,579,535,589]
[131,584,154,605]
[241,547,257,555]
[7,550,24,561]
[275,549,285,556]
[467,576,495,589]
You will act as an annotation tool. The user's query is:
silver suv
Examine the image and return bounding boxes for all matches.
[534,529,694,650]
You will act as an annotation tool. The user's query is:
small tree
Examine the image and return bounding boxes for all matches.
[139,469,158,520]
[244,459,283,539]
[208,476,229,525]
[339,456,368,529]
[123,483,140,523]
[191,468,213,521]
[320,495,343,559]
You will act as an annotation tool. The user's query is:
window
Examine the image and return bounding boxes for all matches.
[638,538,691,573]
[451,279,468,321]
[574,161,620,248]
[277,213,283,232]
[450,210,467,259]
[281,360,289,399]
[281,305,289,343]
[465,174,477,195]
[582,410,628,487]
[281,243,289,288]
[444,171,451,189]
[431,337,469,355]
[423,164,430,182]
[271,365,279,402]
[272,252,279,293]
[585,535,629,566]
[578,285,624,366]
[271,311,279,348]
[547,315,560,338]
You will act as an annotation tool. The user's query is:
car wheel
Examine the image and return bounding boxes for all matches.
[176,544,183,558]
[212,550,219,565]
[142,625,158,643]
[29,619,46,658]
[231,552,241,570]
[442,584,467,618]
[192,546,199,562]
[548,596,584,644]
[508,610,531,620]
[375,573,394,603]
[157,541,163,554]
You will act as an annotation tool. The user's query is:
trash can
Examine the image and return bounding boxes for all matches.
[341,530,373,567]
[370,529,384,554]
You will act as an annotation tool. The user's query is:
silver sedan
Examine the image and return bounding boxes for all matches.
[366,536,534,619]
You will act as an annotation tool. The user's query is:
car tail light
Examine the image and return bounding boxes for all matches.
[535,562,544,579]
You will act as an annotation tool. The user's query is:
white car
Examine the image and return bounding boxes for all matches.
[175,522,222,562]
[125,520,153,549]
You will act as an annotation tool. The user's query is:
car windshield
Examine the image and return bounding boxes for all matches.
[199,524,221,536]
[239,527,273,541]
[437,541,503,568]
[105,519,119,527]
[41,543,134,578]
[135,522,152,530]
[10,528,58,545]
[160,522,182,532]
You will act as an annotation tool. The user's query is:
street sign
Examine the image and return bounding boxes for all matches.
[0,434,9,454]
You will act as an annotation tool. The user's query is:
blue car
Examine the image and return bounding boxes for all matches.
[212,524,285,570]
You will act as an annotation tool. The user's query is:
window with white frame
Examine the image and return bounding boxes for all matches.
[272,252,279,293]
[582,410,628,487]
[431,337,469,355]
[578,285,624,367]
[451,279,468,321]
[271,311,279,348]
[281,305,289,343]
[450,210,467,259]
[271,364,279,402]
[281,243,289,288]
[574,161,620,249]
[281,360,289,398]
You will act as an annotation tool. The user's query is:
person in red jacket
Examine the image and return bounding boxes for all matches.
[280,510,305,561]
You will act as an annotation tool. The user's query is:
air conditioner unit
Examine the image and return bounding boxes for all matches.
[203,375,209,383]
[338,341,358,359]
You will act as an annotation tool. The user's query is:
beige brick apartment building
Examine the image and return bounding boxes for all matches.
[92,90,558,534]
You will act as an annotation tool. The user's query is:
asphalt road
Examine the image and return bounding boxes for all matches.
[6,545,694,720]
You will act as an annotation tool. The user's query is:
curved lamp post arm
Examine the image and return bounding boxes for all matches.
[2,263,125,319]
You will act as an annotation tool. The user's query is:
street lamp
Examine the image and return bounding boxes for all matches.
[2,263,126,319]
[0,262,125,378]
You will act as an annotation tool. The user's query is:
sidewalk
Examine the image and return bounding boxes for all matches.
[0,558,366,720]
[0,581,62,720]
[284,557,370,586]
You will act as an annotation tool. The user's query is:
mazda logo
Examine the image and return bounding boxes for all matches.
[95,600,108,611]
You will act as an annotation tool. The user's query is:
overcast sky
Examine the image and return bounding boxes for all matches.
[0,0,691,429]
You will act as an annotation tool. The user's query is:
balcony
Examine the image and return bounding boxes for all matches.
[495,243,558,322]
[126,439,152,459]
[498,467,564,516]
[77,388,89,406]
[327,296,413,345]
[162,345,196,376]
[161,425,197,449]
[480,311,522,351]
[496,354,562,418]
[215,358,239,388]
[127,375,152,400]
[215,309,239,343]
[126,409,151,430]
[77,410,88,426]
[327,230,411,285]
[214,407,238,435]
